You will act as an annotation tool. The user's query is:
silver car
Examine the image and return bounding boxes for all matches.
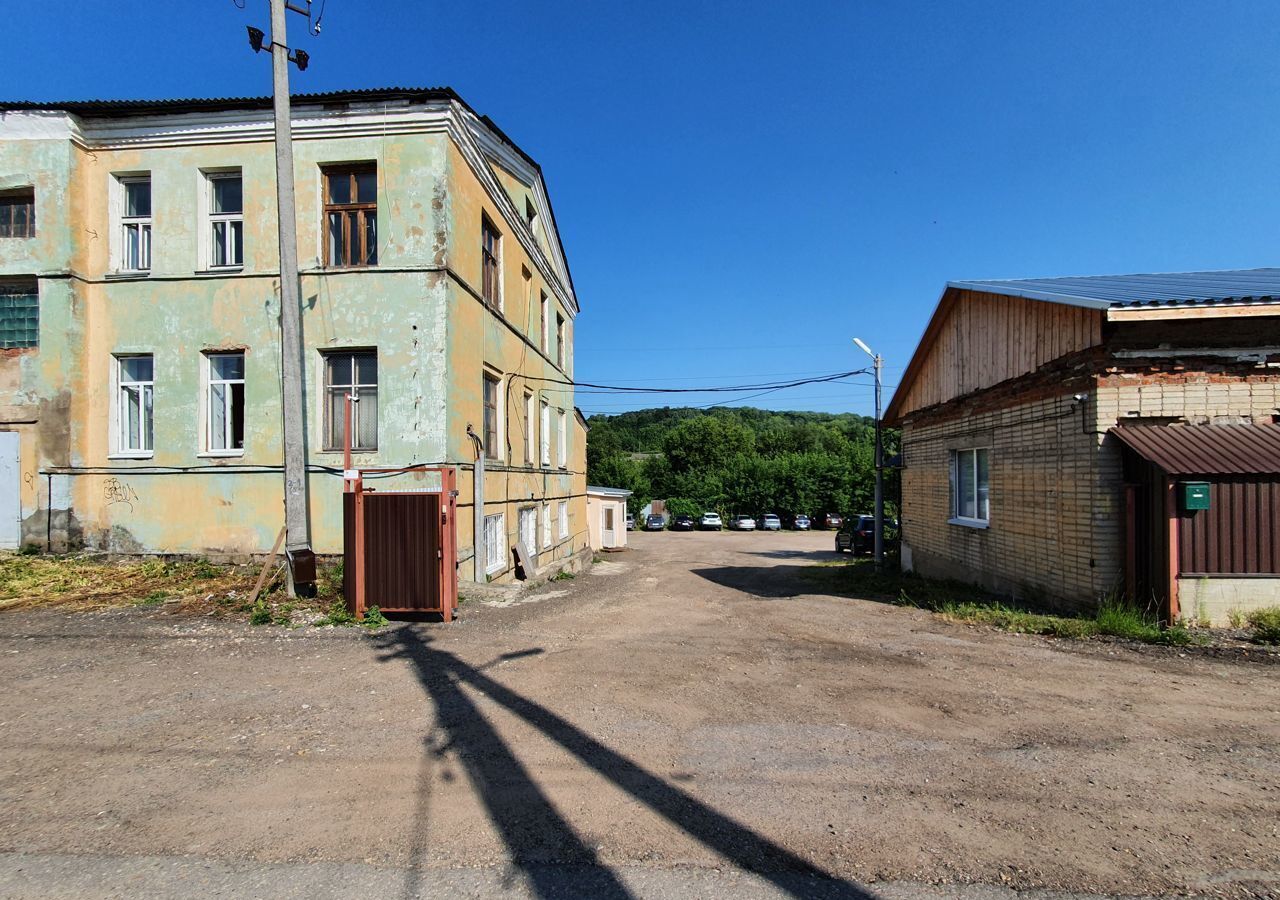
[759,513,782,531]
[730,515,756,531]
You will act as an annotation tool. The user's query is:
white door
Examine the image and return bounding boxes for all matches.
[602,505,616,548]
[0,432,20,549]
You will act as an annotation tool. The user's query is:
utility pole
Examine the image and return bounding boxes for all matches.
[249,1,316,594]
[854,338,884,572]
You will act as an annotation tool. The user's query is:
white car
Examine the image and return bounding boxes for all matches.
[700,512,722,531]
[730,515,756,531]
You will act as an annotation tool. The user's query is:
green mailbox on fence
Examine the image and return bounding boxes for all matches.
[1181,481,1211,512]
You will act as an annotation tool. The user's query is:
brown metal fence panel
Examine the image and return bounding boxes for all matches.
[1179,477,1280,575]
[344,492,442,611]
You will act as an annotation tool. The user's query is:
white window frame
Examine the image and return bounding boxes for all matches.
[540,398,551,467]
[540,292,549,354]
[556,312,566,370]
[557,408,567,469]
[518,506,537,558]
[541,503,552,550]
[116,175,152,273]
[524,390,535,465]
[484,512,507,576]
[949,447,990,528]
[321,349,378,452]
[112,353,154,458]
[205,170,244,270]
[201,351,245,456]
[558,500,568,540]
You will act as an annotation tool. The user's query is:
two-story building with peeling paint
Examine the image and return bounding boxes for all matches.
[0,87,588,583]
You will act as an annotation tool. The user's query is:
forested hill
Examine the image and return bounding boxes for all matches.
[585,407,875,455]
[585,406,897,520]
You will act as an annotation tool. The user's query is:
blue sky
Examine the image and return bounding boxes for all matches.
[8,1,1280,417]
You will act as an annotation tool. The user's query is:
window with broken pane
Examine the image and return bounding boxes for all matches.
[206,352,245,453]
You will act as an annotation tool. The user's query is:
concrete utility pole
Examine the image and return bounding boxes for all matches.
[257,0,315,594]
[854,338,885,572]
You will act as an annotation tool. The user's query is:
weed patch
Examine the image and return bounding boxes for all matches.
[1247,606,1280,645]
[805,557,1191,646]
[361,606,390,629]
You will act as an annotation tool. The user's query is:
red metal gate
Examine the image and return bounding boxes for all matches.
[343,486,457,618]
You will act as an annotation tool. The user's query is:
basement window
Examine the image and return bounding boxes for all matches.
[484,512,507,576]
[0,188,35,238]
[0,280,38,348]
[949,448,990,527]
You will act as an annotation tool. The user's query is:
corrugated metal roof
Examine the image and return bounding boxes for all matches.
[1110,425,1280,475]
[0,87,462,117]
[950,268,1280,310]
[587,485,633,497]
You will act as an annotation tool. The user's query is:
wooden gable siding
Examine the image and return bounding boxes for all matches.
[893,289,1103,419]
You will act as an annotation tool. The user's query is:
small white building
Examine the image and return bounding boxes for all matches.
[587,485,632,550]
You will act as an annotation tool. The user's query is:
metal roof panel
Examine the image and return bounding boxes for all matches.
[951,268,1280,309]
[1110,425,1280,475]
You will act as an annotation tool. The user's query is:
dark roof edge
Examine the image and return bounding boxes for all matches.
[0,86,467,117]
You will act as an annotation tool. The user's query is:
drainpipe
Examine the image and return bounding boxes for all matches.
[467,425,484,582]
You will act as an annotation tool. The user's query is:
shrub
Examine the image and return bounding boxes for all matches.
[361,606,389,628]
[1246,606,1280,645]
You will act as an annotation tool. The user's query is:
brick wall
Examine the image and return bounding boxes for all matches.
[900,368,1280,613]
[901,392,1115,611]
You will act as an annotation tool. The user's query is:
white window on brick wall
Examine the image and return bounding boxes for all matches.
[118,175,152,272]
[557,408,567,469]
[484,512,507,575]
[950,448,990,525]
[541,503,552,549]
[540,399,550,467]
[558,500,568,539]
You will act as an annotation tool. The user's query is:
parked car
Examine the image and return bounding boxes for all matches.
[699,512,723,531]
[625,513,635,531]
[671,514,695,531]
[758,513,782,531]
[815,513,844,530]
[644,514,665,531]
[791,514,811,531]
[834,515,875,554]
[729,515,757,531]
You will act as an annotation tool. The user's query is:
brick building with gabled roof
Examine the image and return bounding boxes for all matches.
[885,268,1280,624]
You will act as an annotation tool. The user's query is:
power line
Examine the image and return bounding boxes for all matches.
[519,368,870,395]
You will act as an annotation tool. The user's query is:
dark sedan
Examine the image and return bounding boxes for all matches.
[644,514,665,531]
[671,514,696,531]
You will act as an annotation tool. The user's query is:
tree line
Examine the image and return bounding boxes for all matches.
[586,406,899,521]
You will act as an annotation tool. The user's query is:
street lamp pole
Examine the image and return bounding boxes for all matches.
[854,338,884,571]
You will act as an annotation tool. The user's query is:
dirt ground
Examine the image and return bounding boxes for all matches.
[0,530,1277,898]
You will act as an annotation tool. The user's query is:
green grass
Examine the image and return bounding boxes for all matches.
[805,557,1192,646]
[1247,606,1280,645]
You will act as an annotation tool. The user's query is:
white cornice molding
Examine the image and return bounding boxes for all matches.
[0,110,83,143]
[455,108,578,314]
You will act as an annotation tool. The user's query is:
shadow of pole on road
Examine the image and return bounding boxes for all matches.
[376,625,878,900]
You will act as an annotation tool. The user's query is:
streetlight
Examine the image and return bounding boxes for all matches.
[854,337,884,571]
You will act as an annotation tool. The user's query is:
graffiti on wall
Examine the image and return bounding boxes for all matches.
[103,477,139,513]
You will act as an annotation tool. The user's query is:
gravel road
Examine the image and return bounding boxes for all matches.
[0,530,1276,898]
